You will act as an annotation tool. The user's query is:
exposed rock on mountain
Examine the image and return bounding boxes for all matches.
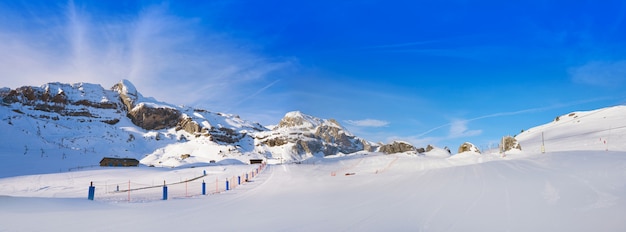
[112,80,182,130]
[1,82,120,121]
[0,80,372,168]
[379,141,415,154]
[127,104,181,130]
[362,139,376,152]
[256,111,368,158]
[500,136,522,152]
[0,80,378,169]
[176,117,202,134]
[111,80,138,112]
[458,142,481,154]
[426,144,435,152]
[0,80,268,172]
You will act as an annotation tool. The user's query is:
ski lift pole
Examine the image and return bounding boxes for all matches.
[88,182,95,200]
[163,181,168,200]
[202,180,206,195]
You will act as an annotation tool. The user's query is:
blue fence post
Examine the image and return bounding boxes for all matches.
[202,180,206,195]
[245,173,249,182]
[88,182,95,200]
[163,181,168,200]
[226,179,230,191]
[238,176,241,185]
[203,170,206,176]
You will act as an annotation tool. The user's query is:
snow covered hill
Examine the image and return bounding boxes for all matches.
[516,105,626,153]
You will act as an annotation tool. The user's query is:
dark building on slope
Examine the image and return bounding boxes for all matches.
[99,157,140,167]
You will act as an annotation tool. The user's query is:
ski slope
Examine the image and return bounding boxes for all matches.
[516,105,626,153]
[1,150,625,231]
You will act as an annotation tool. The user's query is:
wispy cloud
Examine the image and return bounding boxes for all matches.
[399,97,616,148]
[0,2,290,111]
[417,98,612,138]
[228,79,282,111]
[569,60,626,87]
[448,119,481,138]
[391,119,480,147]
[344,119,390,127]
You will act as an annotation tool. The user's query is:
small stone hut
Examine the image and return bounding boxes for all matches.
[99,157,140,167]
[249,159,264,164]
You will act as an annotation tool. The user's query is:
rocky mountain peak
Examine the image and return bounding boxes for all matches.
[276,111,323,129]
[257,111,368,158]
[276,111,345,131]
[111,79,139,111]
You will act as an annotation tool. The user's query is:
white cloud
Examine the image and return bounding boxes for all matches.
[391,119,480,148]
[344,119,390,127]
[570,60,626,87]
[0,2,290,111]
[448,119,482,138]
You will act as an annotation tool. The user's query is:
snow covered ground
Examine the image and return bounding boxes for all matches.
[1,150,625,231]
[2,106,626,231]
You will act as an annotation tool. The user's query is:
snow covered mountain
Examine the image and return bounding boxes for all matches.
[0,80,268,176]
[0,80,378,176]
[254,111,376,161]
[3,79,625,178]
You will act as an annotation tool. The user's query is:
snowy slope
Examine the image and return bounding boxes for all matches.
[1,150,625,231]
[516,105,626,153]
[0,80,268,177]
[1,81,380,176]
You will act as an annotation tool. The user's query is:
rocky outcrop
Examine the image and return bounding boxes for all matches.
[111,80,138,112]
[127,104,180,130]
[176,117,203,135]
[264,137,289,147]
[0,83,119,120]
[294,140,322,155]
[458,142,481,154]
[210,127,245,144]
[500,136,522,152]
[258,111,367,157]
[314,121,364,153]
[426,144,435,152]
[112,80,182,131]
[275,111,322,129]
[362,139,376,152]
[379,141,415,154]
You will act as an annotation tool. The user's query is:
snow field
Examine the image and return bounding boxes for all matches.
[0,163,267,203]
[517,105,626,153]
[1,150,626,231]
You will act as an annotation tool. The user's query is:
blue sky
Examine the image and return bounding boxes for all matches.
[1,0,626,150]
